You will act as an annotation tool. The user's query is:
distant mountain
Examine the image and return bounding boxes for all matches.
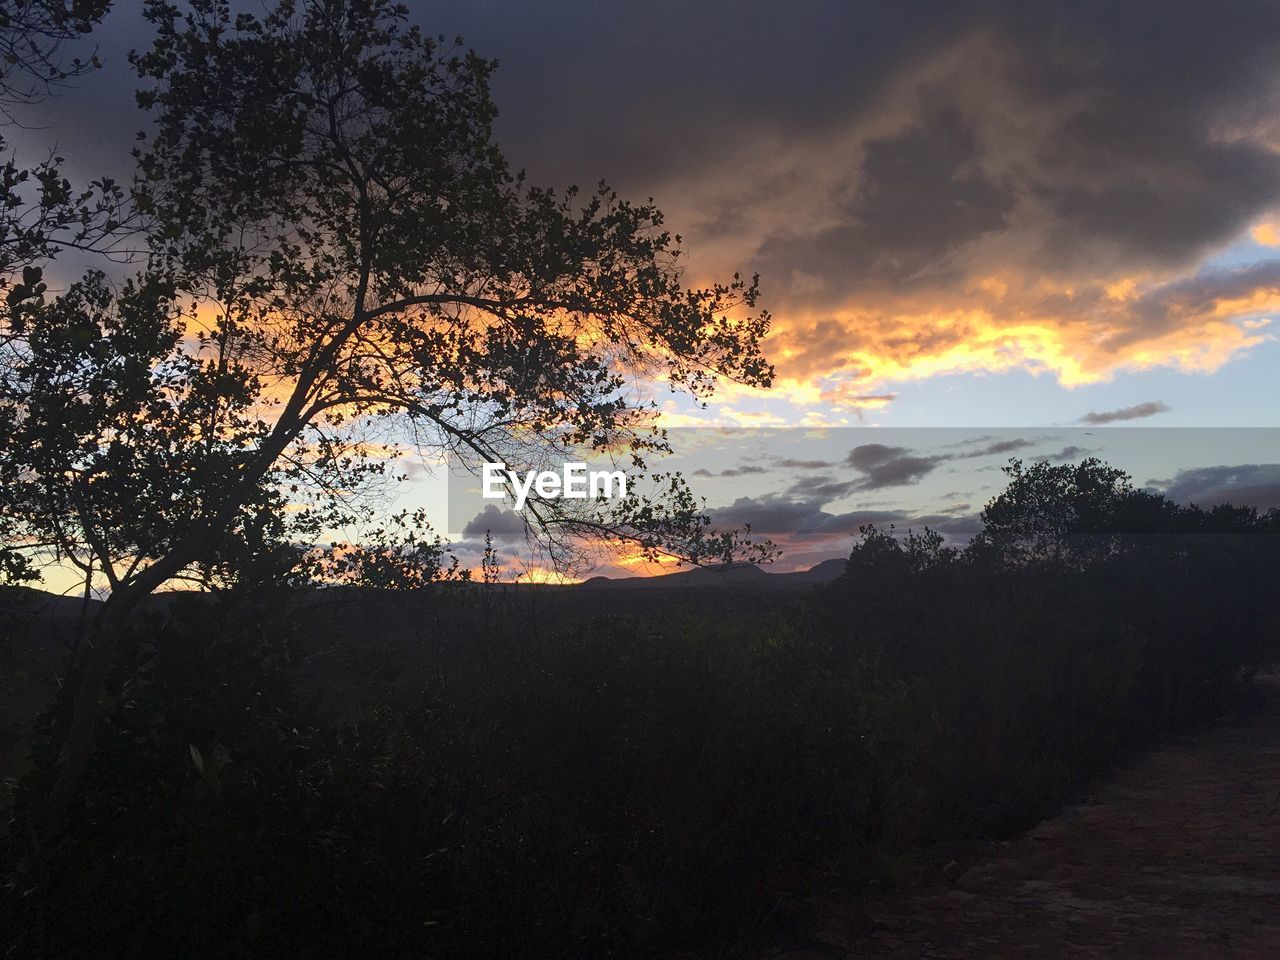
[783,557,847,582]
[578,557,846,591]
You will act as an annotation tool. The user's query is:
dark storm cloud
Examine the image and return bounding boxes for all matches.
[468,0,1280,278]
[757,107,1017,288]
[1080,401,1170,425]
[35,1,1280,268]
[738,1,1280,307]
[14,2,942,196]
[21,1,1280,386]
[426,0,965,190]
[1152,464,1280,510]
[1018,3,1280,272]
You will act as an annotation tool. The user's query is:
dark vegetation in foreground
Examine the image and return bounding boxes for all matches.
[4,461,1280,958]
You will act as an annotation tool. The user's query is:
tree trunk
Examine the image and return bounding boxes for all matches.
[40,531,216,837]
[40,585,137,835]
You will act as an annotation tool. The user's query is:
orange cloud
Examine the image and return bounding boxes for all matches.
[756,269,1277,402]
[1252,223,1280,246]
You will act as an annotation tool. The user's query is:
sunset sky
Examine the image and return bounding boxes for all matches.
[18,0,1280,579]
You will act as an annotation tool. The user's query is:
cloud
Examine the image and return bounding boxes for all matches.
[845,443,944,489]
[952,437,1039,459]
[781,437,1047,501]
[708,495,905,536]
[776,457,834,470]
[434,1,1280,395]
[23,0,1280,403]
[1151,464,1280,510]
[910,512,985,538]
[706,493,985,568]
[461,504,526,539]
[1039,445,1093,462]
[1254,223,1280,247]
[815,387,899,410]
[757,107,1017,291]
[1080,401,1170,424]
[763,261,1275,397]
[784,474,862,502]
[692,464,769,478]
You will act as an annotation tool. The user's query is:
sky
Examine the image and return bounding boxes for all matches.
[14,0,1280,581]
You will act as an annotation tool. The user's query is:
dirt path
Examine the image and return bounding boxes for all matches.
[783,680,1280,959]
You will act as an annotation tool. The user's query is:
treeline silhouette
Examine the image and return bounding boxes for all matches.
[4,460,1279,958]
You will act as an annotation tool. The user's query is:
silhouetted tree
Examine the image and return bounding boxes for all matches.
[0,0,111,111]
[968,457,1170,568]
[0,0,126,586]
[4,0,773,831]
[0,0,126,286]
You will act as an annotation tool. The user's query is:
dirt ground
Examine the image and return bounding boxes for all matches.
[775,678,1280,959]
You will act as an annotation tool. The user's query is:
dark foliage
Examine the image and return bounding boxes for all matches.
[4,463,1278,958]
